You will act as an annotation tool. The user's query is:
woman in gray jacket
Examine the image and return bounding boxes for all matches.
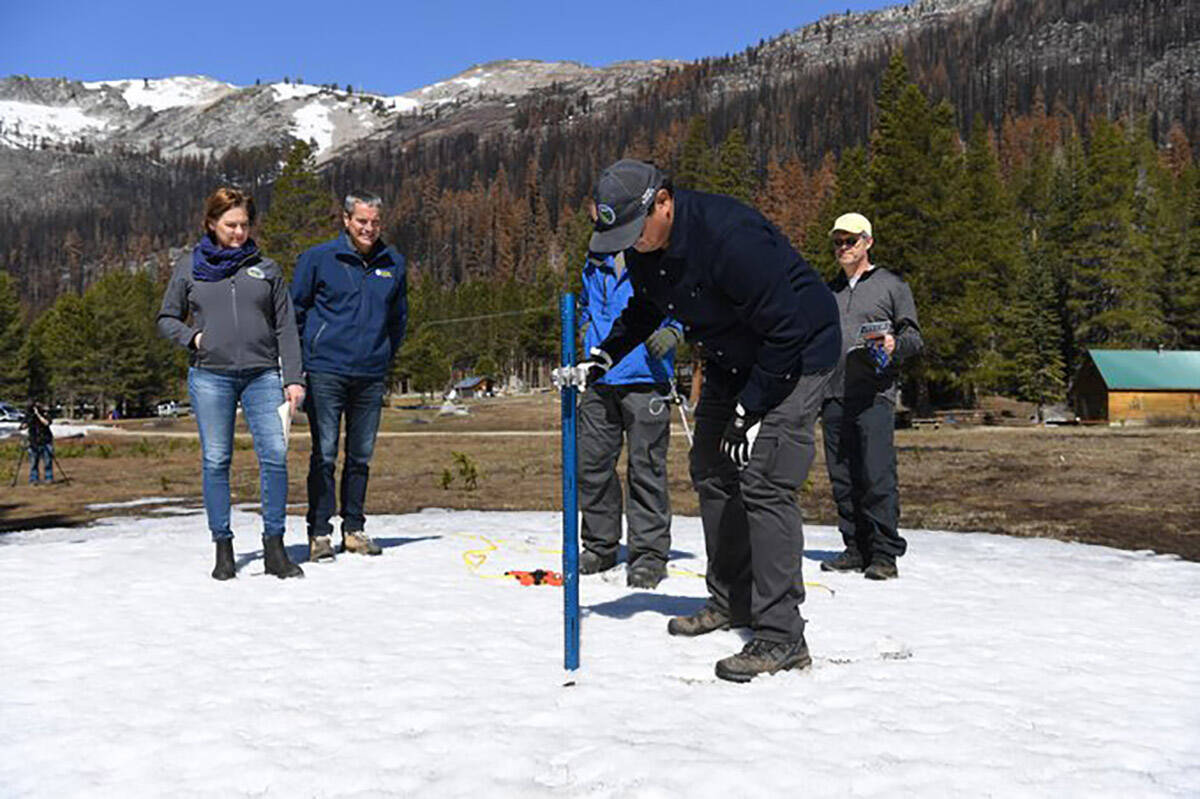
[157,187,306,580]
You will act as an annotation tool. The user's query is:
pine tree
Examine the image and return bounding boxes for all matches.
[259,140,338,278]
[869,52,965,405]
[0,272,26,399]
[676,116,716,192]
[1174,165,1200,348]
[956,115,1023,394]
[713,128,754,203]
[1071,117,1167,349]
[40,292,99,414]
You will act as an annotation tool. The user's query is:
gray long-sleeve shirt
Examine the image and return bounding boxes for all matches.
[157,251,303,386]
[825,265,923,404]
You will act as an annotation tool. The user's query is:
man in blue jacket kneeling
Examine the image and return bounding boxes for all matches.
[291,190,407,562]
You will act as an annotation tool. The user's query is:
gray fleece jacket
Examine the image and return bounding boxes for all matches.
[825,265,923,404]
[157,251,303,386]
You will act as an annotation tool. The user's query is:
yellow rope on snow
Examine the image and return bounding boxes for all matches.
[453,532,835,594]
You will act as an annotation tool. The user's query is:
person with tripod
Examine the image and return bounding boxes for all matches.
[21,402,54,485]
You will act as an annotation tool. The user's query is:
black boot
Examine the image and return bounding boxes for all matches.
[263,536,304,579]
[211,539,235,581]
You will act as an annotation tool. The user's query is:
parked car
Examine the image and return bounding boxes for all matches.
[156,401,192,418]
[0,401,26,423]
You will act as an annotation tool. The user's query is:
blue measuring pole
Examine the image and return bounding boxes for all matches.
[560,293,580,673]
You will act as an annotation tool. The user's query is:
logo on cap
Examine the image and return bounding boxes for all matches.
[597,204,617,227]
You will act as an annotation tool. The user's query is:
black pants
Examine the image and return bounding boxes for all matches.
[689,369,829,643]
[578,384,672,571]
[821,395,907,559]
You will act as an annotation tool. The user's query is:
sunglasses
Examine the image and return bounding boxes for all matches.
[832,236,861,248]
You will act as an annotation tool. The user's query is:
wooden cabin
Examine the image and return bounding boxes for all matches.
[1072,349,1200,424]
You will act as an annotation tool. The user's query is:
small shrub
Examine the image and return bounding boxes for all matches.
[450,451,480,491]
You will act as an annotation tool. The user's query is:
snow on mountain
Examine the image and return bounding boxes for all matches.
[1,509,1197,795]
[80,75,235,112]
[0,99,109,149]
[0,58,676,165]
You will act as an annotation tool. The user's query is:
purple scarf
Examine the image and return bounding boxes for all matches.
[192,236,259,282]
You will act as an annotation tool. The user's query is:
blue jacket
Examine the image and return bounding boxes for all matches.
[291,234,408,378]
[599,189,841,416]
[579,254,678,386]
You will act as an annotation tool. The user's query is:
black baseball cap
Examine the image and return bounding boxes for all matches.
[589,159,664,253]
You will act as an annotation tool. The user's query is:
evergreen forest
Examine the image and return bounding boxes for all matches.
[1,1,1198,416]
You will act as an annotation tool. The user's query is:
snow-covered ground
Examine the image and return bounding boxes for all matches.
[1,510,1197,797]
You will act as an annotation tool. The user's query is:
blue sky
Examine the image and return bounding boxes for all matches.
[2,1,895,95]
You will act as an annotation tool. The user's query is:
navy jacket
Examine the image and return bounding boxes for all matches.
[599,189,840,415]
[291,234,408,379]
[580,253,679,386]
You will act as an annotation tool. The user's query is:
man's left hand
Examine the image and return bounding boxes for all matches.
[720,404,763,469]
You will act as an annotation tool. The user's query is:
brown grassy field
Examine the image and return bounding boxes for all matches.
[3,392,1197,560]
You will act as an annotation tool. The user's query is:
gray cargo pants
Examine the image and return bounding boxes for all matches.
[578,384,672,571]
[690,368,830,643]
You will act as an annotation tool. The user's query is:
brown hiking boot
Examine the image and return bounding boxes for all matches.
[342,530,382,556]
[864,554,898,580]
[667,605,732,637]
[308,535,336,563]
[715,637,812,683]
[821,548,866,572]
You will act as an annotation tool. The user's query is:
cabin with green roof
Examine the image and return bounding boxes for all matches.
[1073,349,1200,424]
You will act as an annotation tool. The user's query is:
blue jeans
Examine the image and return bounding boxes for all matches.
[29,443,53,483]
[188,367,289,541]
[304,371,385,537]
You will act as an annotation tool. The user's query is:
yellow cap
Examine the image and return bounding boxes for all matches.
[829,212,872,238]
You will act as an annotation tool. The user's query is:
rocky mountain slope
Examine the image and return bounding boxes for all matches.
[0,58,680,166]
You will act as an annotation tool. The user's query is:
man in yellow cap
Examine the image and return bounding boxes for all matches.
[821,213,923,579]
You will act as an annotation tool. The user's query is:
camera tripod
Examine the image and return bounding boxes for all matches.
[8,437,71,487]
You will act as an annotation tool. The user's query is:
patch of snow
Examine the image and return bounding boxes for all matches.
[86,497,188,510]
[270,82,322,102]
[453,76,484,88]
[381,94,421,112]
[0,510,1197,795]
[81,76,234,111]
[0,100,108,148]
[291,102,335,153]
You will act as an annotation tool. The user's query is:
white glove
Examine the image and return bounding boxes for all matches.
[551,348,613,391]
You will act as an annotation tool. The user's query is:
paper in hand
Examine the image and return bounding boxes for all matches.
[278,401,292,444]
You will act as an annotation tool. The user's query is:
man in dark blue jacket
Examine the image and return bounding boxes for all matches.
[578,250,682,589]
[291,190,407,562]
[581,159,841,682]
